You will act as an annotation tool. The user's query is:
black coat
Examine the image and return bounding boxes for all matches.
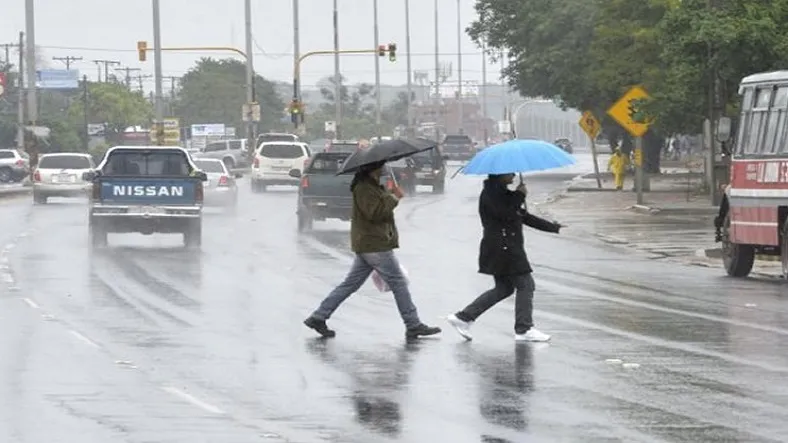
[477,179,560,276]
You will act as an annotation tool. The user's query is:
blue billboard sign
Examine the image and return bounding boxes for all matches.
[36,69,79,89]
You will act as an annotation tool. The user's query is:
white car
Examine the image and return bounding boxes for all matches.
[193,158,239,210]
[251,142,311,192]
[32,152,95,204]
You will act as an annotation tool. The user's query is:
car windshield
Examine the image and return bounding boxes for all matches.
[101,150,191,176]
[306,153,351,174]
[194,160,226,173]
[328,143,358,153]
[260,144,303,159]
[38,155,91,169]
[259,134,297,144]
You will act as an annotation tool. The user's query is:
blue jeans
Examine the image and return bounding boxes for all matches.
[310,251,421,329]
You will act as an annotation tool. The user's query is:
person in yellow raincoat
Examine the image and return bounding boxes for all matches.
[607,148,626,190]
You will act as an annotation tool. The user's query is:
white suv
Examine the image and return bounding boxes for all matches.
[32,152,95,204]
[251,142,311,192]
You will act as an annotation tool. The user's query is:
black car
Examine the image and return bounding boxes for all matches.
[554,138,573,153]
[441,134,476,161]
[388,147,447,194]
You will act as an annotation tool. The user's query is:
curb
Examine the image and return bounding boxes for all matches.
[0,186,31,199]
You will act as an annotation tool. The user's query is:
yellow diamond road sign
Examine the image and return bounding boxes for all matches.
[578,111,601,139]
[607,86,651,137]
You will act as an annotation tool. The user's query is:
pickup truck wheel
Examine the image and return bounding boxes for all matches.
[297,212,313,232]
[721,213,754,277]
[184,220,202,248]
[433,179,445,194]
[90,220,108,248]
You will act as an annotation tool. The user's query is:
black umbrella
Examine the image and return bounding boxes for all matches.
[336,138,437,175]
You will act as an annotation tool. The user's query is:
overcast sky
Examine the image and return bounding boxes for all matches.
[1,0,505,89]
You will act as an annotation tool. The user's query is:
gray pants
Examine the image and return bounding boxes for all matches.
[310,250,421,329]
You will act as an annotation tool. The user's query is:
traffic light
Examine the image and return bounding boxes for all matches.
[378,45,386,57]
[289,99,304,125]
[137,41,147,62]
[387,43,397,62]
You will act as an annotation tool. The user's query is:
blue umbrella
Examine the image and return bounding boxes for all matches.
[460,139,576,175]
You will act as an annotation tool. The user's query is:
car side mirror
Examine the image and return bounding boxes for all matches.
[82,170,97,181]
[234,172,243,179]
[288,169,302,178]
[194,171,208,181]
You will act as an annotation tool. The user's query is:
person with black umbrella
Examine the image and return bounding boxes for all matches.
[447,173,561,342]
[303,152,441,340]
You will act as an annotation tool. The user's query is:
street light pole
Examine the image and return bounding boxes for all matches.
[244,0,256,149]
[373,0,382,139]
[405,0,413,134]
[433,0,439,103]
[332,0,342,138]
[456,0,463,133]
[152,0,165,127]
[25,0,37,126]
[481,39,488,143]
[293,0,301,100]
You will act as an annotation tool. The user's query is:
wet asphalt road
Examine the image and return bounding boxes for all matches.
[2,152,788,442]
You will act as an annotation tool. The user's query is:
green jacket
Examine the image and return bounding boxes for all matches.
[351,176,400,253]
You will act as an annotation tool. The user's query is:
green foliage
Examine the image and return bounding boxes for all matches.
[469,0,788,137]
[174,58,285,133]
[67,81,152,144]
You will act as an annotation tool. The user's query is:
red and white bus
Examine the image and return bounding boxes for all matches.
[719,70,788,277]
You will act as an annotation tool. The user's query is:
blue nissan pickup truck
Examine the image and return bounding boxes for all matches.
[83,146,208,248]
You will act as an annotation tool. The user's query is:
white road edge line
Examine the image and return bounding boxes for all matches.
[22,298,39,309]
[161,386,225,414]
[69,330,100,349]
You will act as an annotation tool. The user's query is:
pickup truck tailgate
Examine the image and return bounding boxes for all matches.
[98,178,199,205]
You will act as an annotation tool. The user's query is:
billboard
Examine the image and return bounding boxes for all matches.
[191,124,226,137]
[36,69,79,89]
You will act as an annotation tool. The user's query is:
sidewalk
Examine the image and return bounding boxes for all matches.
[535,172,783,279]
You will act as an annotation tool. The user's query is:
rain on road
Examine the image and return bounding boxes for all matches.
[2,152,788,442]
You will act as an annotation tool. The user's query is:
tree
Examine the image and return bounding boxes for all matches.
[67,81,152,145]
[382,91,411,128]
[317,75,375,119]
[175,58,285,133]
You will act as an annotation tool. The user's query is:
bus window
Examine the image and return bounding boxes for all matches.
[735,87,753,155]
[744,88,771,154]
[765,87,788,153]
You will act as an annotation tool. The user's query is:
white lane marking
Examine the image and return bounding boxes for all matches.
[161,386,225,414]
[69,330,100,349]
[22,298,39,309]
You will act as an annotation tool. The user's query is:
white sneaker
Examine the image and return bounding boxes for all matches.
[515,328,551,342]
[447,314,473,341]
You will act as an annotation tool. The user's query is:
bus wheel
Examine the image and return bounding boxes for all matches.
[722,213,755,277]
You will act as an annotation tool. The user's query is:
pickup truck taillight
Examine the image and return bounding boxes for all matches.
[33,170,40,182]
[300,176,309,188]
[218,175,229,186]
[253,157,259,168]
[195,182,204,203]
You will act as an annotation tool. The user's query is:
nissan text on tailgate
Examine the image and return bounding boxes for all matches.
[293,151,395,232]
[84,146,208,248]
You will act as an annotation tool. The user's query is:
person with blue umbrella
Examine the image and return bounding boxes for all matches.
[446,139,573,342]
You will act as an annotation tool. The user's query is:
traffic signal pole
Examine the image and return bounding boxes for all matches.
[292,46,396,129]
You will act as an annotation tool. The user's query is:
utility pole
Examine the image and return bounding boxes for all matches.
[16,32,24,151]
[92,59,120,82]
[707,0,722,205]
[244,0,256,151]
[25,0,37,129]
[162,76,178,115]
[116,67,141,89]
[82,75,89,151]
[293,0,301,104]
[52,56,82,70]
[433,0,440,103]
[456,0,463,134]
[405,0,413,134]
[1,43,19,68]
[332,0,342,138]
[481,39,488,144]
[152,0,165,132]
[373,0,382,139]
[136,73,152,93]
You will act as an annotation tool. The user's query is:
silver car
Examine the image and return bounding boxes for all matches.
[0,149,31,183]
[32,152,95,204]
[193,158,239,211]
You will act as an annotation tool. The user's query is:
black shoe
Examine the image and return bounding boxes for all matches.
[304,317,336,338]
[406,323,442,339]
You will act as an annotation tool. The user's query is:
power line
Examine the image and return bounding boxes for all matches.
[92,59,120,82]
[52,55,82,70]
[116,66,141,88]
[1,43,20,68]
